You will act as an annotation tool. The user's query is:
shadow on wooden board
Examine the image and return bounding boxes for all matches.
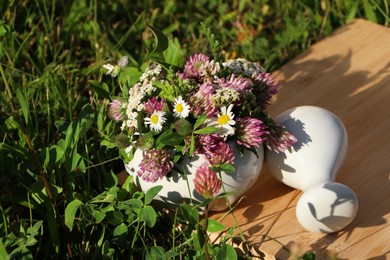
[212,19,390,259]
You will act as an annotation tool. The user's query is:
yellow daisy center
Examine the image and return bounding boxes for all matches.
[151,114,159,124]
[175,103,183,113]
[217,114,230,125]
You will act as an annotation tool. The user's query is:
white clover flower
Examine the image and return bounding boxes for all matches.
[173,96,190,118]
[212,88,239,106]
[139,64,162,82]
[103,56,128,77]
[199,60,220,77]
[144,111,166,132]
[121,111,138,131]
[208,104,236,137]
[222,58,264,78]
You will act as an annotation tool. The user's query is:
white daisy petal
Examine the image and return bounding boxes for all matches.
[103,64,115,75]
[144,111,166,132]
[173,96,190,118]
[208,104,236,137]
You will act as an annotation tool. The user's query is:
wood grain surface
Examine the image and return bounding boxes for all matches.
[210,19,390,259]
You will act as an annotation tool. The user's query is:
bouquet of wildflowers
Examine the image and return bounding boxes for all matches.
[105,46,295,198]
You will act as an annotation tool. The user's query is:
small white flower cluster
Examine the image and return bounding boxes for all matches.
[222,58,264,78]
[139,63,163,83]
[121,64,162,130]
[212,87,239,106]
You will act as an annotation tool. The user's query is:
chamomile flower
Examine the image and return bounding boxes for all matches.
[144,111,166,132]
[173,96,190,118]
[209,104,236,137]
[103,56,128,77]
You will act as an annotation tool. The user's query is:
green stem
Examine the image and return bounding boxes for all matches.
[218,172,251,253]
[0,63,15,111]
[203,205,211,260]
[83,156,121,171]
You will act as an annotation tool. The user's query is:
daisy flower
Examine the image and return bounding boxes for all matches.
[144,111,166,132]
[103,56,128,77]
[209,104,236,137]
[173,96,190,118]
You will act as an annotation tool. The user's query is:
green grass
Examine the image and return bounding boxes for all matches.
[0,0,389,258]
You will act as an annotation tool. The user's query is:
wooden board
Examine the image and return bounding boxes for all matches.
[211,19,390,259]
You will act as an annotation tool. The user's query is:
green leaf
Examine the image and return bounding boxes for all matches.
[193,115,207,130]
[70,152,85,173]
[97,227,106,247]
[220,163,236,174]
[140,205,157,227]
[0,22,12,37]
[64,199,84,231]
[88,80,110,99]
[147,246,165,259]
[193,224,205,250]
[113,223,128,237]
[165,250,179,258]
[46,203,60,253]
[121,175,134,194]
[362,0,378,23]
[103,171,118,189]
[207,219,225,233]
[193,126,219,135]
[106,211,124,226]
[91,209,106,224]
[0,240,9,259]
[146,24,184,69]
[216,244,237,260]
[100,139,116,149]
[180,204,199,225]
[0,143,28,160]
[145,185,163,205]
[156,130,184,148]
[119,67,143,86]
[15,88,30,125]
[44,145,65,167]
[302,252,316,260]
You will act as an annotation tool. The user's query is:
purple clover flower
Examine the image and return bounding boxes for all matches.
[108,99,125,121]
[253,72,279,110]
[180,53,210,80]
[137,149,173,182]
[194,163,221,199]
[144,97,166,115]
[190,82,218,117]
[216,74,252,92]
[266,124,297,153]
[236,117,268,148]
[198,134,235,165]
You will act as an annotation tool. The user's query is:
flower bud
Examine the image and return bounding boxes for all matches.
[136,132,155,150]
[173,118,193,136]
[194,163,221,199]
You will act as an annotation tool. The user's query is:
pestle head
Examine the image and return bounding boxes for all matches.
[296,181,358,233]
